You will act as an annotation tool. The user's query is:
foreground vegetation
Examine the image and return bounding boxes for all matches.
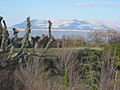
[0,16,120,90]
[1,46,120,90]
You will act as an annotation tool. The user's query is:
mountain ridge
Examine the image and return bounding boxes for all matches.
[11,19,120,31]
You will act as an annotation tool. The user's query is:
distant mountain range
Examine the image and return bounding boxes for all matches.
[11,19,120,31]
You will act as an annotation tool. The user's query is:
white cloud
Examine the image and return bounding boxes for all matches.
[75,2,97,7]
[103,3,120,6]
[75,2,120,7]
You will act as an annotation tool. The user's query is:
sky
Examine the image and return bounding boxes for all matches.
[1,0,120,26]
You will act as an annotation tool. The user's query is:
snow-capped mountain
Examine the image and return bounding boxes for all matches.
[11,19,120,31]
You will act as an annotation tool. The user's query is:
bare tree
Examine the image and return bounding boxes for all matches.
[58,34,85,48]
[88,29,120,45]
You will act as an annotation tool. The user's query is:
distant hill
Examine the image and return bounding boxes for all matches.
[11,19,120,31]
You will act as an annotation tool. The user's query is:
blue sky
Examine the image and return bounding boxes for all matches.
[1,0,120,26]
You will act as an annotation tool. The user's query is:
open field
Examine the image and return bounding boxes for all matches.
[13,47,103,56]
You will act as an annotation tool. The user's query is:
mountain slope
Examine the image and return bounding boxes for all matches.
[11,19,120,31]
